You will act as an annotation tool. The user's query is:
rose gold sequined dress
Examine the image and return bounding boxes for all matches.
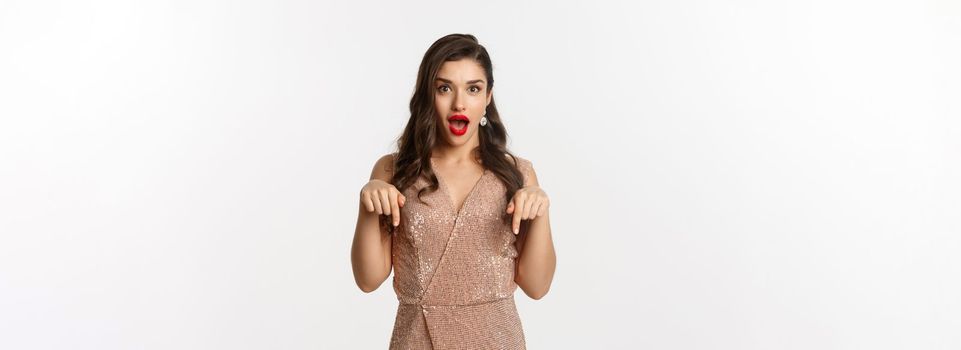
[385,153,534,349]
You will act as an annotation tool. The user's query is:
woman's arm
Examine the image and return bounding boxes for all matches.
[513,164,557,300]
[350,154,396,293]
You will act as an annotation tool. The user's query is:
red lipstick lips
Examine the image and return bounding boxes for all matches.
[448,114,469,136]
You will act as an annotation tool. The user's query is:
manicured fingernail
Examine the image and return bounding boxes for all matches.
[513,228,518,234]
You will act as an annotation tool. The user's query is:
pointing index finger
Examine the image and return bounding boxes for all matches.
[511,197,524,234]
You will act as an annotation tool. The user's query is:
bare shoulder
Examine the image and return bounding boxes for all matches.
[369,152,397,182]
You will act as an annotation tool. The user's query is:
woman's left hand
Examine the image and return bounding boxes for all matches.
[506,186,550,235]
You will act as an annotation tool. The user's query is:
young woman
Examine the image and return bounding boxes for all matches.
[350,33,556,349]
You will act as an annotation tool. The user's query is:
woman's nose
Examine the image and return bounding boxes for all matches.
[453,91,466,111]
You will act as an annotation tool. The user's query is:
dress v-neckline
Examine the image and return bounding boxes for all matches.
[430,158,489,217]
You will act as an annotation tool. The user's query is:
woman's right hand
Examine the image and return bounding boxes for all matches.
[360,179,406,227]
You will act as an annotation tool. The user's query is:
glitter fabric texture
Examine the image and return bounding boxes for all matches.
[387,152,534,349]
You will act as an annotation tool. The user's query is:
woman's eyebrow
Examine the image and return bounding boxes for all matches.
[435,77,486,85]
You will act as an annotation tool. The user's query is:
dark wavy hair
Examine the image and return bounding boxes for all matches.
[390,33,524,210]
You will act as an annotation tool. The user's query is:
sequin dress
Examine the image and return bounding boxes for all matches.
[384,152,534,349]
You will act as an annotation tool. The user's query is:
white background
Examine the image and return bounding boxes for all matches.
[1,0,959,349]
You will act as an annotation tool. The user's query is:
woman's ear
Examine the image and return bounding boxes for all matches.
[486,88,492,106]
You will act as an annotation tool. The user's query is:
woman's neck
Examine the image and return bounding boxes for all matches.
[432,144,481,165]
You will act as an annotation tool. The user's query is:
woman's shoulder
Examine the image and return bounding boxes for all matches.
[503,153,533,168]
[502,153,535,186]
[375,152,397,167]
[370,152,398,180]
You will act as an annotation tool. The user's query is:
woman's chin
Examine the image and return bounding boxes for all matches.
[444,135,471,146]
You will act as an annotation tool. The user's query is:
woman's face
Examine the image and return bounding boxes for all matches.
[433,59,492,147]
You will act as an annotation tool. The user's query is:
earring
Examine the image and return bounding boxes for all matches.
[480,114,488,126]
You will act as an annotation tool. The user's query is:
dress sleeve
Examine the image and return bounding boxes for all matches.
[379,152,400,235]
[517,157,534,187]
[387,151,398,179]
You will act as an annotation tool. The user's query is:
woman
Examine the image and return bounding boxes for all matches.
[351,33,556,349]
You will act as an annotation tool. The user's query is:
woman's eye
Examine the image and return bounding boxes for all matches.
[437,85,481,93]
